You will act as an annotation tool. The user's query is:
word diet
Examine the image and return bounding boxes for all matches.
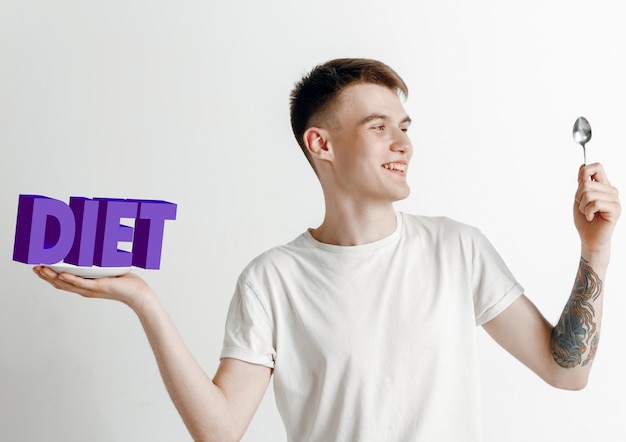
[13,195,177,269]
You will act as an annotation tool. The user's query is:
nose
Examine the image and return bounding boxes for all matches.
[390,128,412,157]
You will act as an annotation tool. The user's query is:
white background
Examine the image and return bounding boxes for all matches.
[1,1,625,441]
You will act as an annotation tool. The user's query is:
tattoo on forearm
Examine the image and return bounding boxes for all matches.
[551,257,603,368]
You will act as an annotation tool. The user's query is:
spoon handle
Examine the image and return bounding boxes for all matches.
[583,145,587,165]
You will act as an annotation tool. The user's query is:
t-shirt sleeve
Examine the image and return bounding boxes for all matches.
[471,228,525,326]
[220,277,276,368]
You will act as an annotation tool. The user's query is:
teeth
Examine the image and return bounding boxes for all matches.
[383,163,407,172]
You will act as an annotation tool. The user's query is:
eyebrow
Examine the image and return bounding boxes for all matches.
[359,113,412,126]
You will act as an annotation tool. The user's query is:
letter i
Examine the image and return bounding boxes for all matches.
[64,197,100,266]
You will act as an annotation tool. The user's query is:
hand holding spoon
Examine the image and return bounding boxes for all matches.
[573,116,592,164]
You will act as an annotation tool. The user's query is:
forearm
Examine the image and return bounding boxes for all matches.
[33,267,265,441]
[550,249,608,388]
[484,164,619,389]
[130,293,235,441]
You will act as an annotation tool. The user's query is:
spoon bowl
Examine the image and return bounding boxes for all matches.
[573,116,592,164]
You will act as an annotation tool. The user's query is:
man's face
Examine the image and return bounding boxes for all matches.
[325,83,413,204]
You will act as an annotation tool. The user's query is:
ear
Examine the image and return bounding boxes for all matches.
[303,127,333,163]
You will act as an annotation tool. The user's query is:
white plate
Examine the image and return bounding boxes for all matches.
[42,263,133,278]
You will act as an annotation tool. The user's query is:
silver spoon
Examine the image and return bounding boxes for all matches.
[573,116,592,164]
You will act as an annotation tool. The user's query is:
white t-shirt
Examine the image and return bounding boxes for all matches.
[221,213,523,441]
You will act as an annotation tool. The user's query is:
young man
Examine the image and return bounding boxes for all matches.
[34,58,621,441]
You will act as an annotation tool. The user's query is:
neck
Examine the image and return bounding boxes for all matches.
[310,199,398,246]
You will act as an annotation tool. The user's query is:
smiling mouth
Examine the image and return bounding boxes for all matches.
[382,163,407,173]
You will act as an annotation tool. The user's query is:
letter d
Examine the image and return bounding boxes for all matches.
[13,195,76,264]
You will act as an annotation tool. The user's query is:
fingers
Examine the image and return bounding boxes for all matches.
[33,266,99,297]
[579,162,611,185]
[575,164,621,222]
[32,266,150,307]
[577,193,621,222]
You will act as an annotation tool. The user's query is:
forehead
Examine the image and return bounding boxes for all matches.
[334,83,407,123]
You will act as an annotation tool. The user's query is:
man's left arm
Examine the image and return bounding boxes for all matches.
[483,163,620,390]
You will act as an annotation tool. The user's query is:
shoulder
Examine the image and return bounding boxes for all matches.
[399,212,482,242]
[398,213,493,262]
[238,232,312,281]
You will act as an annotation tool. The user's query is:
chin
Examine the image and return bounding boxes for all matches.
[400,183,411,198]
[391,186,411,202]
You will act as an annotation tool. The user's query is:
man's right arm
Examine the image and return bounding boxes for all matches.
[33,267,271,442]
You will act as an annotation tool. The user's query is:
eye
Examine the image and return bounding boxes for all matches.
[372,125,385,131]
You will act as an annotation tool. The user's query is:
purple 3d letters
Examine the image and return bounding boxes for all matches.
[13,195,177,269]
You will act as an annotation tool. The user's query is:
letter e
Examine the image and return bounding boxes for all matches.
[93,199,138,267]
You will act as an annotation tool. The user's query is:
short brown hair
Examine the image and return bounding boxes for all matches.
[289,58,408,170]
